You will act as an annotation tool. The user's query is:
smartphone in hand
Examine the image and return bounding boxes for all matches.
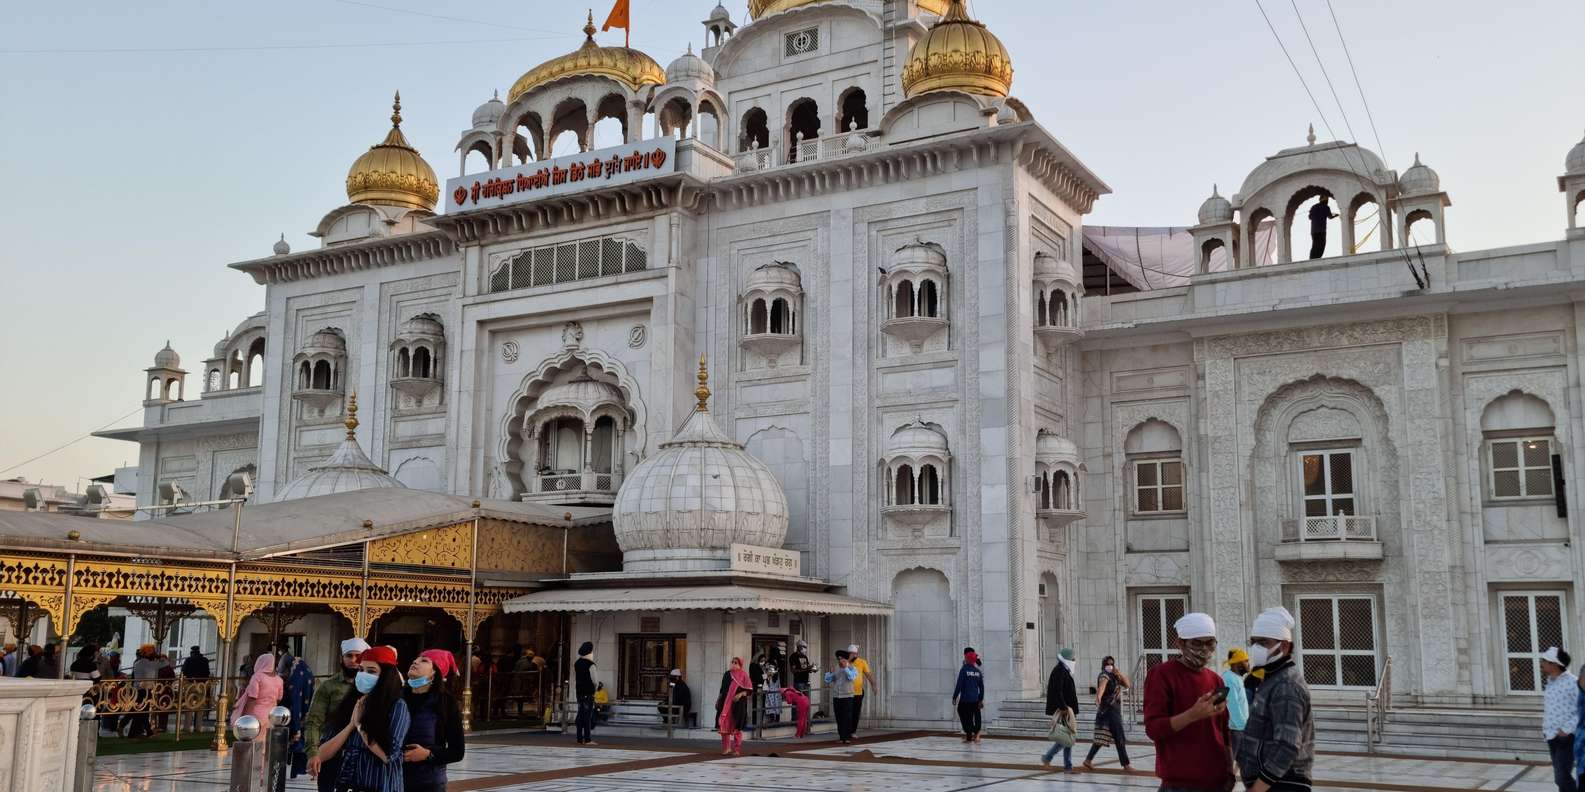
[1211,685,1229,706]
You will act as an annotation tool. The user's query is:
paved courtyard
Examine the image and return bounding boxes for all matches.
[94,732,1561,791]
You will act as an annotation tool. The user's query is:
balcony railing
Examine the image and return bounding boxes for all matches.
[1281,515,1377,542]
[525,471,621,497]
[732,132,876,173]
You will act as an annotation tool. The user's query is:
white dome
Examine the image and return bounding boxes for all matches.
[274,407,405,502]
[301,329,346,355]
[1566,130,1585,174]
[395,313,444,342]
[1237,133,1389,204]
[1198,185,1233,224]
[273,234,291,256]
[1399,153,1440,195]
[153,342,180,369]
[888,418,950,456]
[666,45,714,87]
[472,92,505,130]
[612,364,789,572]
[534,377,626,417]
[707,2,732,24]
[1035,431,1080,461]
[891,238,948,273]
[744,261,801,292]
[1033,251,1079,284]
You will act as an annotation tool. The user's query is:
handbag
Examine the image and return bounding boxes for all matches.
[1046,708,1076,748]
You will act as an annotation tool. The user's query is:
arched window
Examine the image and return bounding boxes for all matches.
[593,94,628,148]
[750,298,768,334]
[591,416,616,474]
[893,280,916,318]
[297,362,311,390]
[1288,189,1339,261]
[698,101,722,150]
[920,464,941,505]
[894,463,916,505]
[741,108,769,152]
[245,338,265,387]
[1481,392,1557,500]
[312,360,331,390]
[786,98,820,161]
[1404,209,1437,247]
[228,370,241,389]
[1037,473,1050,509]
[1126,419,1185,514]
[839,88,869,132]
[165,378,180,401]
[1200,238,1227,272]
[1051,291,1069,326]
[1036,291,1048,327]
[1053,470,1072,510]
[920,279,940,317]
[769,298,790,334]
[1247,208,1277,266]
[147,377,160,401]
[413,346,431,379]
[1349,193,1385,253]
[207,369,222,392]
[397,347,411,378]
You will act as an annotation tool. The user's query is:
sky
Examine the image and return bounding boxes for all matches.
[1,0,1580,492]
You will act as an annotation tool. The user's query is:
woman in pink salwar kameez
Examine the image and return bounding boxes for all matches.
[780,685,810,737]
[230,653,284,728]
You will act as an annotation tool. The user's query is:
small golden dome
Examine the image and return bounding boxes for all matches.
[345,92,439,211]
[749,0,950,18]
[506,12,665,103]
[901,0,1013,99]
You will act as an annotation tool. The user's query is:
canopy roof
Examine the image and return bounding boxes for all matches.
[504,582,892,616]
[1082,224,1278,291]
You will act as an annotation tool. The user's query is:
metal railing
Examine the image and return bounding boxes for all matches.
[1121,654,1148,725]
[1365,655,1393,752]
[81,673,337,740]
[749,686,832,740]
[1281,515,1377,542]
[476,669,554,723]
[732,132,876,173]
[527,472,622,495]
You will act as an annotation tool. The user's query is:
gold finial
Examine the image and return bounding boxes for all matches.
[345,391,360,439]
[583,10,597,40]
[695,354,711,412]
[391,91,403,128]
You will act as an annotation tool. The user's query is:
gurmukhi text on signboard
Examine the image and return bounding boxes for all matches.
[729,543,802,577]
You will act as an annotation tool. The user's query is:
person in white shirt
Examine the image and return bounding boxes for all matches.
[1540,647,1578,792]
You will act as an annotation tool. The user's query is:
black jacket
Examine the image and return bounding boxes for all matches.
[669,680,692,714]
[402,687,466,784]
[574,657,596,698]
[789,651,814,684]
[1045,662,1080,716]
[182,654,211,679]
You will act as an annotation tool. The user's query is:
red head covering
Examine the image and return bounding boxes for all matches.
[419,649,458,679]
[964,651,979,666]
[359,646,399,667]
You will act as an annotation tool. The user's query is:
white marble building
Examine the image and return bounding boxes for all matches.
[97,0,1585,725]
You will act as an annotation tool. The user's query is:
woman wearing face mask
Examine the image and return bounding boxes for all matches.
[310,646,410,792]
[401,650,465,792]
[716,657,752,756]
[1080,655,1131,771]
[231,653,285,730]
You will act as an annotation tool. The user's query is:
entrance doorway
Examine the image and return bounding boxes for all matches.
[1038,575,1060,673]
[619,634,685,700]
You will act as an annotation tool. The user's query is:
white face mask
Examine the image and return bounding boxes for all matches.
[1103,664,1114,673]
[1248,643,1285,668]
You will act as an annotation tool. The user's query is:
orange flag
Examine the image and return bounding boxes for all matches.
[602,0,630,47]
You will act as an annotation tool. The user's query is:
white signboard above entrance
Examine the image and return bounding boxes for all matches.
[730,543,802,577]
[445,137,677,213]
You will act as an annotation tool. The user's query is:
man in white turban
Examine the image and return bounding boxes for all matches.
[303,636,371,792]
[1236,607,1314,792]
[1143,612,1233,791]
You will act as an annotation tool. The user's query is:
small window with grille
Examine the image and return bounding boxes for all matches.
[1296,595,1379,688]
[1500,591,1566,694]
[1488,437,1554,500]
[1299,449,1356,516]
[486,233,648,294]
[785,27,819,57]
[1133,459,1184,514]
[1137,593,1186,672]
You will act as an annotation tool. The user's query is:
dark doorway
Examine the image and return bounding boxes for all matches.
[619,634,686,700]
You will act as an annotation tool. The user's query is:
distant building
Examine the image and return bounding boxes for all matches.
[0,477,134,517]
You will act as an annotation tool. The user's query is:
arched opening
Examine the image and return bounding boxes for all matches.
[591,416,616,473]
[297,362,311,390]
[893,280,916,318]
[464,142,493,174]
[920,464,941,505]
[1404,209,1437,247]
[397,347,411,378]
[657,96,693,140]
[228,369,241,389]
[1348,192,1385,254]
[838,87,869,132]
[548,98,589,157]
[698,100,721,149]
[1286,187,1340,261]
[245,338,265,387]
[413,346,431,379]
[894,463,916,505]
[1053,470,1072,510]
[311,360,331,390]
[1248,208,1277,266]
[920,279,940,317]
[1573,190,1585,229]
[147,377,160,401]
[539,417,586,473]
[1037,471,1050,509]
[785,98,820,161]
[769,298,790,334]
[1036,291,1048,327]
[207,369,222,392]
[1038,572,1062,674]
[1200,238,1226,272]
[740,107,769,152]
[1050,290,1069,326]
[592,94,628,148]
[165,378,180,401]
[515,112,546,162]
[750,298,768,334]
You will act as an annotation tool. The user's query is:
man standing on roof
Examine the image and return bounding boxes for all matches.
[1309,195,1338,259]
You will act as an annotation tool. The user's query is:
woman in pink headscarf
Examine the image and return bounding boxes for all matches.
[715,657,752,756]
[780,684,810,738]
[231,652,284,727]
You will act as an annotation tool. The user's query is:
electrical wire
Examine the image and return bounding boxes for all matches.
[0,407,143,476]
[1289,0,1360,146]
[1325,0,1391,170]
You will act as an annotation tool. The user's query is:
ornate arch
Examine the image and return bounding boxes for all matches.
[497,346,648,497]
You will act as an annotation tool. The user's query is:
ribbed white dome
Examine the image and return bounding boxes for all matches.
[395,314,444,342]
[1033,251,1079,285]
[612,366,789,572]
[665,45,714,87]
[888,418,949,456]
[744,261,801,292]
[274,403,405,502]
[153,342,181,369]
[1036,431,1080,461]
[472,92,505,129]
[1198,185,1233,224]
[1399,153,1440,195]
[536,377,625,416]
[273,234,291,256]
[892,238,948,272]
[302,329,346,354]
[1566,131,1585,174]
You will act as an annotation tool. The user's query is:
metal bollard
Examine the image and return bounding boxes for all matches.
[264,705,292,792]
[229,715,265,791]
[73,703,99,792]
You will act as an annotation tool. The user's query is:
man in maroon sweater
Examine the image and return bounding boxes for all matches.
[1143,611,1233,792]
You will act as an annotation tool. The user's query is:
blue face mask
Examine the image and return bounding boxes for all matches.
[406,676,431,690]
[355,670,379,694]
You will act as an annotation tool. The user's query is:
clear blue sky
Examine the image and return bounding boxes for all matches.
[1,0,1580,491]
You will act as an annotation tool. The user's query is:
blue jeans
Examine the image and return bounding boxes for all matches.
[1041,741,1072,768]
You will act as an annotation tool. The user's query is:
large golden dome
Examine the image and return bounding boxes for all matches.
[749,0,950,18]
[507,13,665,103]
[345,93,438,211]
[901,0,1013,98]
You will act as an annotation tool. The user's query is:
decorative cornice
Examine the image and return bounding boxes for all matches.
[429,174,704,245]
[229,230,455,285]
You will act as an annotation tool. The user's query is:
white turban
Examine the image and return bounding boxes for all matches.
[1251,607,1295,642]
[341,637,371,655]
[1173,612,1216,640]
[846,644,860,655]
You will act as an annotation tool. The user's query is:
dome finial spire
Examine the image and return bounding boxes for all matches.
[391,91,402,128]
[345,392,359,439]
[1306,123,1316,146]
[583,9,596,41]
[695,354,711,412]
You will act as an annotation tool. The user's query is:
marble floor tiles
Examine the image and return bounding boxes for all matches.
[94,733,1560,791]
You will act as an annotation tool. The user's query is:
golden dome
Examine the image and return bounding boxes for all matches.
[901,0,1013,99]
[506,13,665,104]
[345,92,438,211]
[749,0,950,18]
